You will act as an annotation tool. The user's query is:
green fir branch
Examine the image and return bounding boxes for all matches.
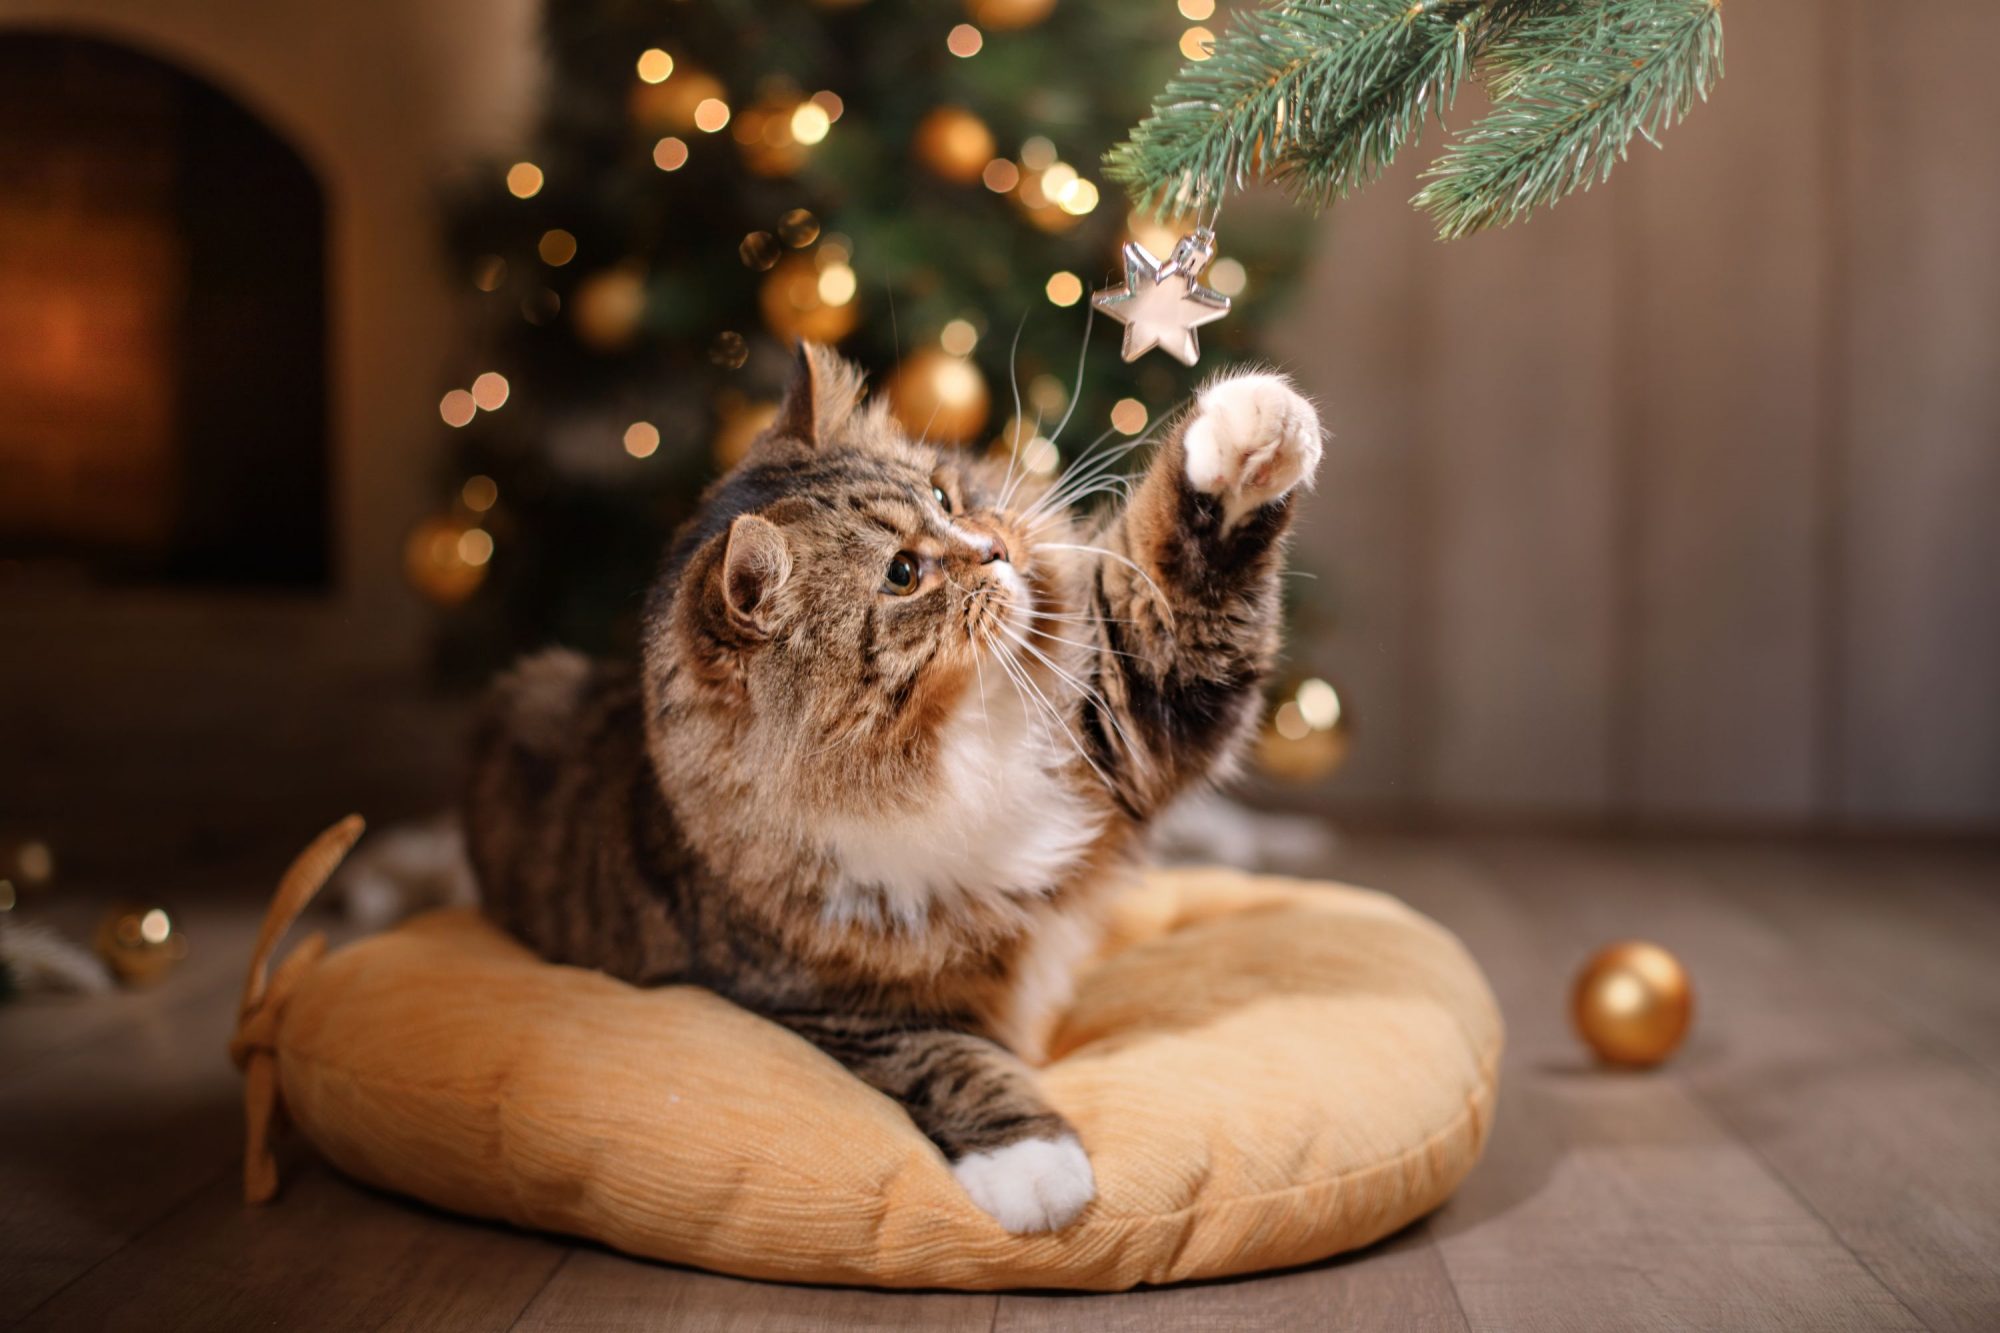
[1105,0,1497,218]
[1108,0,1724,239]
[1414,0,1724,237]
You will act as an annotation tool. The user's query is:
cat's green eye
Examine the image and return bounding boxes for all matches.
[882,552,921,595]
[931,484,952,513]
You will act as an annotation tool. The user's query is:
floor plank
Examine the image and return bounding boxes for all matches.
[14,1161,566,1333]
[510,1247,998,1332]
[1669,840,2000,1080]
[993,1221,1468,1332]
[1334,839,1927,1333]
[1465,835,2000,1333]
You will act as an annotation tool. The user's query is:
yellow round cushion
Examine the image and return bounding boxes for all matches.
[239,825,1501,1292]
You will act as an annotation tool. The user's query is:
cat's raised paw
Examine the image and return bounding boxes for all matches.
[1183,372,1323,526]
[951,1134,1097,1233]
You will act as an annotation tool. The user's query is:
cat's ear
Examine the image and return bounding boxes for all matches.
[772,340,865,447]
[719,513,792,635]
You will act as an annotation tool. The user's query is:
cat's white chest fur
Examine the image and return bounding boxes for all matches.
[819,666,1098,932]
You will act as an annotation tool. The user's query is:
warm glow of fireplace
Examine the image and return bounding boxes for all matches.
[0,32,328,585]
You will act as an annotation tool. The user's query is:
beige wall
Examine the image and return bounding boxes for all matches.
[1276,0,2000,830]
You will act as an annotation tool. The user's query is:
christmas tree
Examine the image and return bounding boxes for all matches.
[418,0,1312,679]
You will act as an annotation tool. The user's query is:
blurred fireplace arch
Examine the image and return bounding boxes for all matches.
[0,29,328,587]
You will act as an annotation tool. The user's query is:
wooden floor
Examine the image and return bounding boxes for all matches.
[3,831,1997,1331]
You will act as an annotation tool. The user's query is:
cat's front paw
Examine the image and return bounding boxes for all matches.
[951,1134,1097,1234]
[1183,372,1323,526]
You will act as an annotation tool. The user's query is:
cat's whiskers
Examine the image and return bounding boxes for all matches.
[1033,541,1174,627]
[997,622,1141,762]
[990,638,1114,792]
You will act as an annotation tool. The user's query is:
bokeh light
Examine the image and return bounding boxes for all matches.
[636,48,674,84]
[623,422,661,458]
[1110,398,1148,434]
[652,136,689,171]
[439,390,477,428]
[505,162,544,199]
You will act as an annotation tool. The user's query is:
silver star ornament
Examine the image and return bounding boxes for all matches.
[1091,227,1230,366]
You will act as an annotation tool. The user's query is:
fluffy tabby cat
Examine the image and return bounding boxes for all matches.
[466,343,1323,1233]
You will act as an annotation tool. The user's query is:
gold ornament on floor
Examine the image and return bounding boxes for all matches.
[758,253,859,344]
[403,515,492,606]
[1257,678,1350,783]
[914,106,996,184]
[1571,941,1693,1067]
[94,902,189,986]
[887,348,989,444]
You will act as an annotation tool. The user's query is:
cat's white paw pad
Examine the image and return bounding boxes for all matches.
[951,1135,1096,1233]
[1183,372,1323,524]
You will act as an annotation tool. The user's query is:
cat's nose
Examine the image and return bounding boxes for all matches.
[960,522,1009,566]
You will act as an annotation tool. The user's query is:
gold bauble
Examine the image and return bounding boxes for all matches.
[712,397,780,470]
[1571,941,1694,1067]
[571,266,647,351]
[1256,677,1351,783]
[402,516,489,607]
[93,902,189,986]
[630,69,725,133]
[968,0,1058,29]
[914,106,996,185]
[758,254,859,344]
[887,348,990,444]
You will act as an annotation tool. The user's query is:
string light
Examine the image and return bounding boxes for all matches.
[740,231,781,270]
[810,90,844,121]
[817,263,858,305]
[790,102,831,145]
[981,159,1020,192]
[1045,272,1083,306]
[1020,137,1057,170]
[439,390,477,427]
[538,229,578,266]
[1110,398,1148,434]
[506,162,544,199]
[1059,179,1099,215]
[940,319,979,356]
[470,372,510,411]
[653,136,689,171]
[461,476,499,512]
[1209,257,1248,297]
[947,24,984,57]
[624,422,662,458]
[693,98,731,132]
[1181,26,1215,60]
[1296,678,1342,730]
[636,48,674,83]
[1178,0,1215,18]
[777,209,820,247]
[457,529,495,566]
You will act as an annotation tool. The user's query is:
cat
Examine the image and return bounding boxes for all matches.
[465,341,1323,1233]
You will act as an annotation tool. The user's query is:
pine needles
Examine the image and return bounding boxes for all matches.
[1105,0,1725,239]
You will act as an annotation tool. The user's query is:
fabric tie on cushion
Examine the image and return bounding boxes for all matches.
[229,815,365,1204]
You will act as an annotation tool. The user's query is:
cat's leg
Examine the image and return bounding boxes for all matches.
[1072,371,1323,813]
[782,1016,1095,1232]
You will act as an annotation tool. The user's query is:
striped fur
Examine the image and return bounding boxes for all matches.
[466,345,1322,1232]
